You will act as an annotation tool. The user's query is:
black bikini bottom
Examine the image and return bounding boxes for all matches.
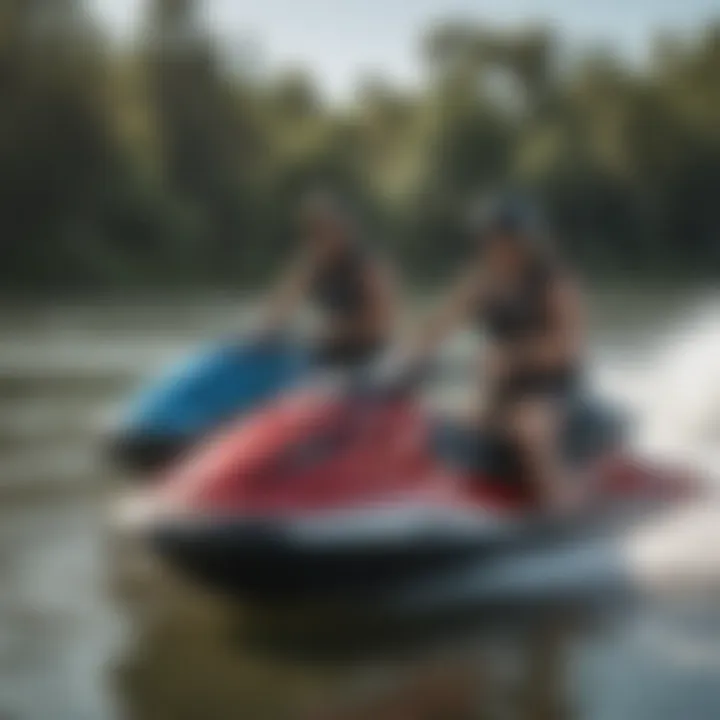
[494,366,581,406]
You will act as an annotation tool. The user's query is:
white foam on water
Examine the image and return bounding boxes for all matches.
[597,296,720,478]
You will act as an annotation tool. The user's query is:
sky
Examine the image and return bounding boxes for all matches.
[91,0,720,99]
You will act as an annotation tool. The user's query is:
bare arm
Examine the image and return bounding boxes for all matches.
[409,268,485,360]
[259,252,315,335]
[361,260,397,338]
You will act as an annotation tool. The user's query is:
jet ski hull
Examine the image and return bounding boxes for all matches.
[133,389,700,606]
[146,469,693,603]
[149,503,529,600]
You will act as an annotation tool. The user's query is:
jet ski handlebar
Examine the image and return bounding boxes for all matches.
[347,352,433,401]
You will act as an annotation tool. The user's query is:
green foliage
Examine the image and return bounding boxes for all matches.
[1,1,718,293]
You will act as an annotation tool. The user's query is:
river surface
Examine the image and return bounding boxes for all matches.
[0,289,718,720]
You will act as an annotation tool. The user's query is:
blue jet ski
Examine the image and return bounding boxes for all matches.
[109,337,311,473]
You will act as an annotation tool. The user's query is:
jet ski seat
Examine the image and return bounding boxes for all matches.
[432,397,627,480]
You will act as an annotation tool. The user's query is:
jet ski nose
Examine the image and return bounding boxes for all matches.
[111,493,284,595]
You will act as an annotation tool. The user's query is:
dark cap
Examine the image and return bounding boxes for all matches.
[467,192,548,245]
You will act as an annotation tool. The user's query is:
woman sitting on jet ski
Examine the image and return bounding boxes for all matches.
[260,189,397,370]
[413,193,586,511]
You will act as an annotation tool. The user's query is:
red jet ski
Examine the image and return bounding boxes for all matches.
[135,383,698,605]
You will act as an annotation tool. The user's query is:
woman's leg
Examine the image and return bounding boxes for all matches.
[503,397,574,509]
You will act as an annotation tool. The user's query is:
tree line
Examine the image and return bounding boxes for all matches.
[2,0,719,293]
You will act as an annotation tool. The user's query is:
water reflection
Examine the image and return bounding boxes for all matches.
[113,545,577,720]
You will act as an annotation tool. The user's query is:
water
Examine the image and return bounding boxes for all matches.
[0,290,718,720]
